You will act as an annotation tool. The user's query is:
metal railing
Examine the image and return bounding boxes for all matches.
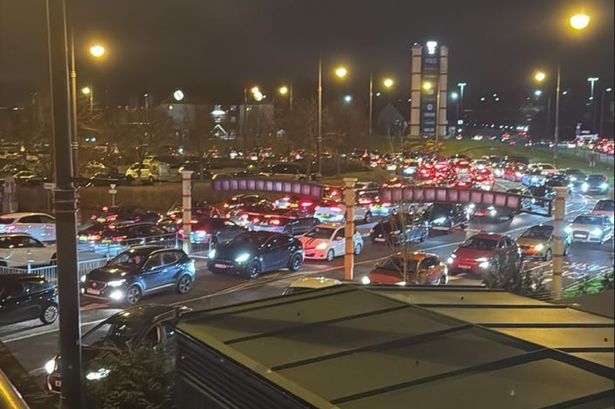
[0,258,108,286]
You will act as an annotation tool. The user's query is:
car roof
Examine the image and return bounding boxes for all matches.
[123,245,169,256]
[288,277,342,289]
[0,232,35,238]
[471,233,506,240]
[0,274,48,283]
[392,251,438,260]
[0,212,53,219]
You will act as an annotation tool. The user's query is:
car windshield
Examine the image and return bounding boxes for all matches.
[81,317,138,348]
[587,175,606,183]
[460,237,498,250]
[574,216,603,225]
[304,227,335,239]
[108,251,147,267]
[521,226,553,240]
[595,201,614,211]
[377,256,420,274]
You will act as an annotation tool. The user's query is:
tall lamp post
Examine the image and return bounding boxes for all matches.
[588,77,600,132]
[278,84,293,112]
[369,76,394,137]
[317,63,348,175]
[599,87,613,138]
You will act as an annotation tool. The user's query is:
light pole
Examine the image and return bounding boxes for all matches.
[317,63,348,175]
[369,76,394,137]
[599,87,613,138]
[278,84,293,112]
[457,82,467,134]
[588,77,600,132]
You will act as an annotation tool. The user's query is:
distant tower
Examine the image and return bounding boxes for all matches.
[409,41,449,139]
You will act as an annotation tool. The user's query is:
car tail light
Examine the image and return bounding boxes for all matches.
[301,201,313,207]
[195,230,207,235]
[102,206,109,212]
[270,219,281,225]
[112,235,127,243]
[223,203,229,208]
[106,215,117,222]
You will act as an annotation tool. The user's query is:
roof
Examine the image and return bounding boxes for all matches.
[178,286,614,409]
[471,232,506,240]
[288,277,342,290]
[392,251,436,260]
[0,274,47,282]
[125,245,167,255]
[0,212,52,219]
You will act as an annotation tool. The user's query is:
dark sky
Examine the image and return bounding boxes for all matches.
[1,0,613,107]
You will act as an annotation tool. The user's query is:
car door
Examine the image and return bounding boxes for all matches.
[142,253,168,291]
[15,215,43,240]
[24,236,52,264]
[497,239,510,267]
[0,282,31,325]
[260,237,287,270]
[333,228,345,255]
[160,251,182,285]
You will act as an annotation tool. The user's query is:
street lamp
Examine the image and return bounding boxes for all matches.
[89,44,106,59]
[588,77,599,131]
[587,77,599,99]
[335,66,348,79]
[81,86,90,95]
[457,82,467,135]
[570,13,591,30]
[344,95,353,104]
[369,75,396,137]
[318,62,349,174]
[450,92,459,100]
[534,71,547,82]
[383,78,394,89]
[534,89,543,97]
[422,81,434,91]
[278,85,293,111]
[81,86,93,110]
[278,86,289,95]
[599,87,613,137]
[173,89,185,102]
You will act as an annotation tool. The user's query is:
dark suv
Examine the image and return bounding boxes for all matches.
[0,275,58,326]
[82,246,195,305]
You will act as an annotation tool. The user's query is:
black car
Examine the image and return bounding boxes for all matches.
[562,168,587,186]
[582,175,610,195]
[93,222,172,246]
[82,246,196,305]
[529,185,556,207]
[46,304,190,394]
[0,275,58,326]
[207,231,304,278]
[223,194,273,214]
[469,203,516,222]
[370,213,429,245]
[86,171,123,187]
[90,205,161,225]
[187,217,247,244]
[424,203,469,230]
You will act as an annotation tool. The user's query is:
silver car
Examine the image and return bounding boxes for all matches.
[566,214,614,244]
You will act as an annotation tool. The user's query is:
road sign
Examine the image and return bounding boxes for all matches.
[43,183,56,190]
[108,189,118,195]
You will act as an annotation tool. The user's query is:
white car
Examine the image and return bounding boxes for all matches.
[0,233,56,268]
[300,224,363,262]
[283,277,342,295]
[0,213,56,242]
[528,163,558,176]
[566,214,614,244]
[591,200,614,223]
[314,202,373,224]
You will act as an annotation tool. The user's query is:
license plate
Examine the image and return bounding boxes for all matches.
[574,234,586,238]
[458,264,472,269]
[214,263,229,269]
[375,237,386,242]
[86,288,101,295]
[55,380,61,388]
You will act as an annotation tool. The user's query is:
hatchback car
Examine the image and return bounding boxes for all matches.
[46,304,190,394]
[300,224,363,261]
[0,233,57,268]
[361,252,448,286]
[207,231,304,278]
[81,246,195,305]
[0,275,58,326]
[517,225,570,260]
[447,233,522,276]
[0,212,56,242]
[566,214,614,244]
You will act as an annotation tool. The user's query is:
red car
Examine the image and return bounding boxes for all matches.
[363,252,448,286]
[447,233,522,276]
[471,169,495,190]
[273,195,319,216]
[503,162,527,182]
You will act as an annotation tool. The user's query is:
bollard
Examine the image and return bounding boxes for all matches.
[343,178,357,281]
[182,170,193,255]
[552,186,568,299]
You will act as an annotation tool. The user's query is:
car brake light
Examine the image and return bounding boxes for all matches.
[301,201,313,207]
[90,215,97,220]
[112,235,127,243]
[195,230,207,235]
[107,215,117,222]
[270,219,281,225]
[102,206,109,212]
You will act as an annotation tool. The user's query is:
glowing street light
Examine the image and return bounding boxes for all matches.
[450,92,459,100]
[343,95,353,104]
[173,89,185,102]
[81,86,91,95]
[250,86,260,95]
[335,66,348,79]
[534,89,543,97]
[570,13,591,30]
[534,71,547,82]
[422,81,434,91]
[383,78,395,89]
[278,86,289,96]
[89,44,106,58]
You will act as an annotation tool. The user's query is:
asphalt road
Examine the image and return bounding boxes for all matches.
[1,180,613,395]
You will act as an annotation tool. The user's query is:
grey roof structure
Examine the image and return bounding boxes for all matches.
[177,285,615,409]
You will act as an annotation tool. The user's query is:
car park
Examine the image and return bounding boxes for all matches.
[46,304,190,394]
[81,247,195,305]
[207,231,304,278]
[517,224,570,260]
[447,233,522,277]
[361,252,448,286]
[300,224,363,261]
[581,175,610,195]
[566,215,614,244]
[0,233,56,267]
[0,212,56,242]
[0,275,58,327]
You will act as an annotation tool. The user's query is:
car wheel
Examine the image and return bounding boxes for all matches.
[288,253,303,272]
[354,243,363,256]
[176,274,193,294]
[326,249,335,262]
[126,285,142,305]
[544,249,553,261]
[247,260,261,279]
[364,212,373,224]
[40,304,58,325]
[438,274,448,286]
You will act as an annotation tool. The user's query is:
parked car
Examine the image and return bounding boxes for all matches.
[566,214,614,244]
[581,175,610,195]
[282,277,342,295]
[0,233,56,267]
[207,232,304,278]
[0,275,58,326]
[361,252,448,286]
[46,304,190,394]
[447,233,522,276]
[592,200,614,223]
[81,246,195,305]
[369,214,429,245]
[0,212,56,242]
[423,203,469,231]
[300,224,363,262]
[517,224,570,260]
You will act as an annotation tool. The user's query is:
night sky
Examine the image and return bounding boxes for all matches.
[1,0,613,107]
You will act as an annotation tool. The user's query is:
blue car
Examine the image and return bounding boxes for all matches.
[521,170,546,187]
[82,246,195,305]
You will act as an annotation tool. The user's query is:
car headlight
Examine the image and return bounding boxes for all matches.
[107,279,126,287]
[565,226,572,234]
[600,183,609,190]
[570,176,577,182]
[489,208,498,217]
[477,257,491,269]
[44,358,56,374]
[208,249,216,259]
[316,242,328,250]
[591,228,603,236]
[235,253,251,263]
[86,368,110,381]
[361,276,371,285]
[80,275,86,283]
[447,257,455,264]
[534,243,545,252]
[582,183,589,192]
